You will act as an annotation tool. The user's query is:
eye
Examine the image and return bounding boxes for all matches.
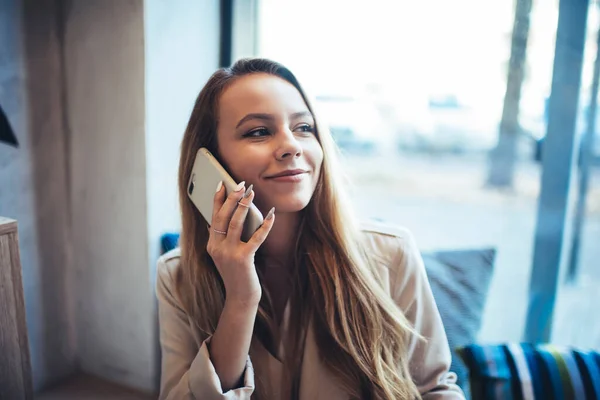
[295,124,315,134]
[243,127,270,138]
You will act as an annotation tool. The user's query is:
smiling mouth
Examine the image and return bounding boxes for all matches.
[265,170,308,179]
[265,171,308,182]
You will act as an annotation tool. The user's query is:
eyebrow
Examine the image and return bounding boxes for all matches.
[235,111,313,128]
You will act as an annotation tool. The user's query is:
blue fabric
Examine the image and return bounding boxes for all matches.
[458,343,600,400]
[161,233,180,254]
[574,350,600,399]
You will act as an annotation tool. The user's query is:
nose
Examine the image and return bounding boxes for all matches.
[275,130,302,161]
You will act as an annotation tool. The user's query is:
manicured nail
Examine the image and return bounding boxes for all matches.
[235,181,246,192]
[216,181,223,193]
[265,207,275,220]
[244,184,253,198]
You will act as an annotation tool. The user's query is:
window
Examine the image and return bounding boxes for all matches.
[238,0,600,347]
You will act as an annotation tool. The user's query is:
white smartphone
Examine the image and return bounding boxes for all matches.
[187,147,264,242]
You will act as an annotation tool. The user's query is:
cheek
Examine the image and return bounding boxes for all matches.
[228,162,259,183]
[229,153,273,187]
[217,152,248,183]
[307,140,324,170]
[218,144,259,182]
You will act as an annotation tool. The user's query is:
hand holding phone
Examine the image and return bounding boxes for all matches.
[188,148,275,306]
[187,148,264,242]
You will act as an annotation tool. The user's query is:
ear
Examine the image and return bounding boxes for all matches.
[0,104,18,147]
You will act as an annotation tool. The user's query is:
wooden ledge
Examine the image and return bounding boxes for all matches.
[0,217,18,236]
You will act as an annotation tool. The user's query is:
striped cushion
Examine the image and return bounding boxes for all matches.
[457,344,600,400]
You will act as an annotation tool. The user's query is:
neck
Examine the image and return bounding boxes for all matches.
[261,210,301,268]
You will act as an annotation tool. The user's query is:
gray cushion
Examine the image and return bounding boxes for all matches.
[422,248,496,399]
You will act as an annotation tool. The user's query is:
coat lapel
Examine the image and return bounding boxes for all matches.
[299,318,348,400]
[249,300,349,399]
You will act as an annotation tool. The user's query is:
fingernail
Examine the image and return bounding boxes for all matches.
[244,184,253,198]
[265,207,275,220]
[216,181,223,193]
[235,181,245,192]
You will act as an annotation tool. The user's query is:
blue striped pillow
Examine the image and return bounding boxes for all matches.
[457,343,600,400]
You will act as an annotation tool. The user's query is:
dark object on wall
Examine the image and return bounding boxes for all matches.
[0,105,18,147]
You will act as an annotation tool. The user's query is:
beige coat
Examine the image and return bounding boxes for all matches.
[156,222,465,399]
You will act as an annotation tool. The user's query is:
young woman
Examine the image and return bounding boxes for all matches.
[156,58,464,400]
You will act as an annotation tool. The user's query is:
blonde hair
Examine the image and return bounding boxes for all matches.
[176,58,421,399]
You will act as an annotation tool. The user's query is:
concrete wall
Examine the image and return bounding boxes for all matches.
[0,0,76,391]
[1,0,220,392]
[64,0,154,391]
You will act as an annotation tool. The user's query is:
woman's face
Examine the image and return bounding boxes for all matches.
[216,73,323,214]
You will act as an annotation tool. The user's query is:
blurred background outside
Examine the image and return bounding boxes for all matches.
[254,0,600,348]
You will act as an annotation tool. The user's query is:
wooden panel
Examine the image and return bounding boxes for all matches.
[0,216,17,236]
[0,217,33,399]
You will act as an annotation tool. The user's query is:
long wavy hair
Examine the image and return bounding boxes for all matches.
[176,58,421,399]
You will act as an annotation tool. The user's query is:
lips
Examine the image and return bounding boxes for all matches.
[265,169,308,179]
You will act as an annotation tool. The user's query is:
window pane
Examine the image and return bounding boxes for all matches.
[255,0,599,348]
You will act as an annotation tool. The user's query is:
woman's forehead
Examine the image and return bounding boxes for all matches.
[219,73,309,117]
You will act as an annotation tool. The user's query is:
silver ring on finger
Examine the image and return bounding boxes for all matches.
[212,228,228,235]
[237,201,250,208]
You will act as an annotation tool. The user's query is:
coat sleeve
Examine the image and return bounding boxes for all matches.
[390,229,466,399]
[156,256,255,399]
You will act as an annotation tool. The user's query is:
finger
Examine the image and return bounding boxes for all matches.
[246,207,275,252]
[211,180,226,224]
[212,181,246,233]
[226,185,254,243]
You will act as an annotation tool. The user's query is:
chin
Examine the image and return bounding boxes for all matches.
[270,195,312,214]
